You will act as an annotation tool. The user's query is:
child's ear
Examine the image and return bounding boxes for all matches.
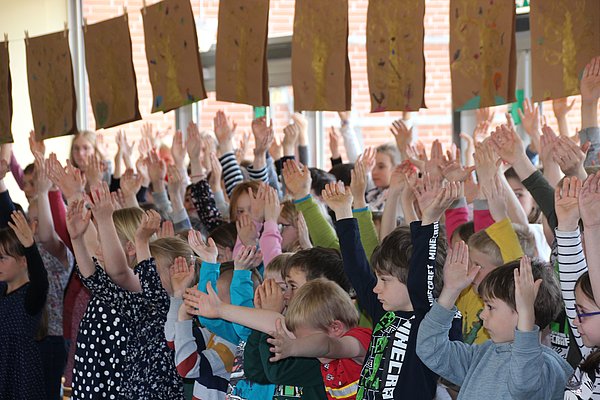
[328,320,346,338]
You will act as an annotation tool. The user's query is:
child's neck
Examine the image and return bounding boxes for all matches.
[6,275,29,294]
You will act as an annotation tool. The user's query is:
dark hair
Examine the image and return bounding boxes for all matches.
[478,258,562,329]
[452,221,475,243]
[24,163,35,175]
[0,228,26,258]
[371,223,447,296]
[208,222,237,251]
[329,163,354,187]
[309,168,337,196]
[284,247,352,293]
[576,272,600,373]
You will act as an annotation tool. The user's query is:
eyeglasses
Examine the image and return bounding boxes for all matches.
[575,304,600,322]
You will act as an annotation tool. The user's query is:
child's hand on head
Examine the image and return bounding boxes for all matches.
[158,220,175,239]
[514,256,542,332]
[250,183,267,224]
[170,256,196,298]
[234,245,263,270]
[267,318,297,362]
[264,186,281,223]
[282,160,311,200]
[255,279,285,313]
[183,281,222,319]
[236,214,259,247]
[579,173,600,228]
[555,176,582,231]
[438,241,479,310]
[8,211,36,248]
[322,181,353,219]
[66,200,91,241]
[135,209,161,243]
[188,230,218,264]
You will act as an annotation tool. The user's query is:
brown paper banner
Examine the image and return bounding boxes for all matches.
[292,0,351,111]
[0,42,12,144]
[26,31,77,140]
[216,0,270,107]
[84,15,141,129]
[449,0,516,111]
[143,0,207,113]
[531,1,600,102]
[366,0,426,112]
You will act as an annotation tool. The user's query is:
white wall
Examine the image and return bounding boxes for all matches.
[0,0,74,207]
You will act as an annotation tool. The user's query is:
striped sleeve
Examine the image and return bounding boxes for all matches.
[219,152,244,197]
[246,164,269,183]
[555,228,593,358]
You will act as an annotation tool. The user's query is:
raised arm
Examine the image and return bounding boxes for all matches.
[579,56,600,165]
[66,200,95,278]
[579,173,600,299]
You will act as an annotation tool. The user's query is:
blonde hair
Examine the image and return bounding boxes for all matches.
[266,252,293,276]
[113,207,145,244]
[229,181,261,221]
[285,278,358,332]
[70,130,101,168]
[376,143,401,165]
[468,222,536,266]
[150,236,196,282]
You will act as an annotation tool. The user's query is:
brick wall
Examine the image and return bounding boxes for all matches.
[81,0,586,165]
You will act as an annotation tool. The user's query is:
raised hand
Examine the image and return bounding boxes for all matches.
[283,123,301,156]
[291,113,308,146]
[214,110,237,153]
[579,173,600,228]
[555,176,582,231]
[282,159,311,200]
[236,130,251,164]
[186,121,202,162]
[424,140,445,182]
[539,125,559,165]
[322,181,353,219]
[490,123,526,166]
[158,220,175,239]
[252,117,275,154]
[171,130,186,169]
[89,182,114,222]
[8,211,35,247]
[552,135,588,179]
[29,130,45,156]
[183,281,222,319]
[581,56,600,102]
[167,164,184,203]
[33,152,52,194]
[267,318,297,362]
[517,99,541,148]
[264,186,281,223]
[135,156,150,187]
[514,255,542,332]
[328,127,341,160]
[120,168,143,200]
[116,130,135,169]
[362,146,377,173]
[420,181,461,225]
[135,209,161,244]
[269,133,284,161]
[474,139,500,184]
[480,174,508,223]
[255,278,285,313]
[413,173,442,214]
[437,241,479,309]
[249,183,267,224]
[188,230,218,263]
[350,157,368,209]
[476,107,495,126]
[236,214,259,247]
[65,199,91,241]
[234,245,263,270]
[441,156,475,183]
[84,154,105,189]
[390,118,413,154]
[170,256,196,298]
[297,213,312,250]
[47,155,86,202]
[208,153,223,192]
[552,97,576,120]
[146,150,167,191]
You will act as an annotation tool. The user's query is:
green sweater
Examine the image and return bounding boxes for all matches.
[244,330,327,400]
[294,195,379,259]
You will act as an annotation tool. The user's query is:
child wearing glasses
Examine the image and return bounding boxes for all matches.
[555,176,600,399]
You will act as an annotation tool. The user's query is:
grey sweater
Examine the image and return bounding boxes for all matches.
[417,301,573,400]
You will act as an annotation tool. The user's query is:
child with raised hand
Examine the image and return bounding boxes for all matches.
[326,177,461,399]
[166,256,237,400]
[267,278,372,400]
[417,249,572,399]
[0,211,48,400]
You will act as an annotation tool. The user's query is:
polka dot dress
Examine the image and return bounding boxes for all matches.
[0,283,46,399]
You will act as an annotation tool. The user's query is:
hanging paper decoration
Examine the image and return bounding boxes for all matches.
[366,0,426,112]
[530,0,600,101]
[292,0,351,111]
[26,31,77,140]
[449,0,516,111]
[84,15,141,129]
[142,0,207,113]
[0,41,12,144]
[216,0,270,107]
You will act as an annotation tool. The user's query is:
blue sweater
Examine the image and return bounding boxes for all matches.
[417,301,573,400]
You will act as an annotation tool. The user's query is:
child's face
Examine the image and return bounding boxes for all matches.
[278,215,298,251]
[469,248,500,288]
[0,253,27,284]
[372,273,411,311]
[235,192,251,220]
[506,177,535,217]
[371,152,394,189]
[284,267,307,303]
[23,172,36,201]
[479,297,518,343]
[573,285,600,348]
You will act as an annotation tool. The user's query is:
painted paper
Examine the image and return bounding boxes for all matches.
[216,0,270,106]
[143,0,207,113]
[530,0,600,101]
[84,15,141,129]
[292,0,351,111]
[366,0,426,112]
[26,31,77,140]
[449,0,516,111]
[0,42,12,144]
